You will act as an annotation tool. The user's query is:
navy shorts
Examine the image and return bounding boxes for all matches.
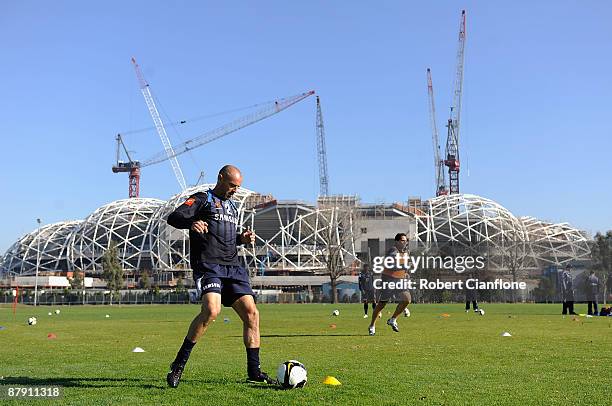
[193,262,255,307]
[376,275,412,303]
[361,289,375,302]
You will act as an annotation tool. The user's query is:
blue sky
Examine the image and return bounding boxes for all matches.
[1,1,610,251]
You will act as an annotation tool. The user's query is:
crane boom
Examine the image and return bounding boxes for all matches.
[427,69,447,196]
[131,57,187,191]
[140,90,315,168]
[451,10,466,137]
[444,9,466,195]
[315,96,330,197]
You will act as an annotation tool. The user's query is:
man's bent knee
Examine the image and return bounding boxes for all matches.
[244,305,259,325]
[200,292,221,318]
[200,301,221,321]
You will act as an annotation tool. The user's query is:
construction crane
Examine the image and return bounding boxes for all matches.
[444,9,466,195]
[131,57,187,192]
[140,91,315,167]
[315,96,330,197]
[427,68,447,196]
[112,134,140,198]
[113,90,315,197]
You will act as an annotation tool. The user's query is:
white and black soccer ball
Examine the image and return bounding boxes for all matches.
[478,309,485,316]
[27,317,37,326]
[277,360,307,389]
[332,309,339,316]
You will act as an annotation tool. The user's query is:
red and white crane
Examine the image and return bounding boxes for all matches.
[444,9,467,195]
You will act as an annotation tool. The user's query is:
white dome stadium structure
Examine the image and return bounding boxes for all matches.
[70,198,165,273]
[414,194,591,271]
[415,194,526,244]
[1,220,82,276]
[0,189,592,285]
[241,200,361,273]
[519,216,591,267]
[414,194,527,271]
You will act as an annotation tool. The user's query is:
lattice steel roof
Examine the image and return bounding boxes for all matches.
[70,198,164,272]
[1,221,82,276]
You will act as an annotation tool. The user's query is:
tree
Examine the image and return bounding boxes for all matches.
[532,275,556,303]
[102,240,123,305]
[176,277,186,293]
[69,269,84,291]
[69,269,86,304]
[312,203,362,304]
[591,231,612,305]
[504,241,528,303]
[139,270,152,290]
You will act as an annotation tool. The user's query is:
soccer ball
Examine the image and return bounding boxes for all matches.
[27,317,37,326]
[332,310,340,316]
[55,309,61,315]
[478,309,485,316]
[277,360,307,389]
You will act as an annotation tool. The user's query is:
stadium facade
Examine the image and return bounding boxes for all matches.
[0,187,591,287]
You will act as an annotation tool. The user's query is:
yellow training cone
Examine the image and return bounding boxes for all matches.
[323,376,341,386]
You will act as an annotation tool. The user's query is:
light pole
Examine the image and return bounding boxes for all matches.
[82,268,86,306]
[34,218,42,306]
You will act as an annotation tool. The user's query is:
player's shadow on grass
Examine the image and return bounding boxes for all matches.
[247,384,286,391]
[3,376,237,389]
[238,334,363,338]
[3,376,164,389]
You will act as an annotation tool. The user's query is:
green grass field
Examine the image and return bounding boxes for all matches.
[1,303,611,405]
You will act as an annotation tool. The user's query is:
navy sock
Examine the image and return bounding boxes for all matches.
[246,347,260,378]
[363,302,368,315]
[174,338,196,366]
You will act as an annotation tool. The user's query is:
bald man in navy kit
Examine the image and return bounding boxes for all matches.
[165,165,275,387]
